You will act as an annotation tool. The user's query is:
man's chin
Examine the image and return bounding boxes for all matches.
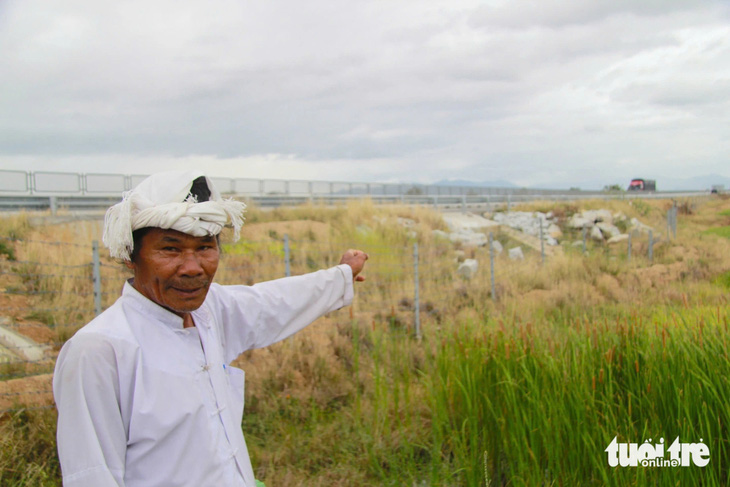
[163,294,209,316]
[162,302,205,318]
[166,286,210,309]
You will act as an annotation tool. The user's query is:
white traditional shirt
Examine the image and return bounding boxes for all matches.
[53,265,354,487]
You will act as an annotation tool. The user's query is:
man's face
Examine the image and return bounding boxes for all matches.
[127,228,220,316]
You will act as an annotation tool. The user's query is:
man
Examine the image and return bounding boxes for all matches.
[53,171,368,487]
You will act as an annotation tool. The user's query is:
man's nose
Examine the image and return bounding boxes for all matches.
[178,251,204,276]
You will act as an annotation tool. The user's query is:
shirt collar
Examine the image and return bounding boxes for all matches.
[122,280,186,330]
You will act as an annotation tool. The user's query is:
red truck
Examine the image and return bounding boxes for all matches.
[627,179,656,192]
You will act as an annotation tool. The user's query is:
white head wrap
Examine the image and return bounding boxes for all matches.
[102,170,246,260]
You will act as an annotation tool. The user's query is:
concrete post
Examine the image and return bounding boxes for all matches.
[413,242,421,340]
[92,240,102,316]
[489,233,496,300]
[284,234,291,277]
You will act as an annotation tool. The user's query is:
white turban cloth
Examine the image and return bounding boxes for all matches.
[102,170,246,260]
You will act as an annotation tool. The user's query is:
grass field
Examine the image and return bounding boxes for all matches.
[1,195,730,486]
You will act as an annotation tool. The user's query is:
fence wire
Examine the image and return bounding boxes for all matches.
[0,219,671,414]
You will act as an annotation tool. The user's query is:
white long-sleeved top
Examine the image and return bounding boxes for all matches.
[53,264,354,487]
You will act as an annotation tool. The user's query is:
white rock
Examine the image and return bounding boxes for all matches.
[493,211,552,239]
[442,212,498,231]
[596,222,621,239]
[607,234,629,245]
[508,247,524,260]
[449,230,488,247]
[629,218,653,234]
[568,215,593,229]
[590,226,604,241]
[547,223,563,240]
[457,259,479,279]
[432,229,449,239]
[583,209,613,224]
[595,209,613,223]
[491,240,503,254]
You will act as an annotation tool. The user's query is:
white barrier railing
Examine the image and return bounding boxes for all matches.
[0,169,607,198]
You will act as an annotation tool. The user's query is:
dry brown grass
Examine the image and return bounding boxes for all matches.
[3,196,729,379]
[2,195,730,485]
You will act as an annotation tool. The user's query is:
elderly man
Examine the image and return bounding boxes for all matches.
[53,171,368,487]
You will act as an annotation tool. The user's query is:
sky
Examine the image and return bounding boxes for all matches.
[1,0,730,189]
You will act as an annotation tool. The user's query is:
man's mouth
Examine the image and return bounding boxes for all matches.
[170,283,208,296]
[174,287,201,294]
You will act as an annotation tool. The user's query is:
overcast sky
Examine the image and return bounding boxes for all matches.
[1,0,729,189]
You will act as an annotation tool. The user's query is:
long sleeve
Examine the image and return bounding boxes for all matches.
[53,334,128,487]
[209,264,354,363]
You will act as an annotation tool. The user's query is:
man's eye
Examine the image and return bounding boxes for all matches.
[163,247,179,252]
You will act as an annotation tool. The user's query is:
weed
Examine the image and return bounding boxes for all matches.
[0,241,16,261]
[631,199,652,217]
[713,271,730,289]
[0,214,31,241]
[0,408,60,487]
[24,310,56,326]
[676,199,694,215]
[703,226,730,239]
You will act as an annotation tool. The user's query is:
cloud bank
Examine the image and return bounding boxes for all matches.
[1,0,729,188]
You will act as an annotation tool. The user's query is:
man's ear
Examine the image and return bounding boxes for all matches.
[124,260,135,271]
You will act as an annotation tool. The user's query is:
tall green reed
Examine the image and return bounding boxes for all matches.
[429,308,730,486]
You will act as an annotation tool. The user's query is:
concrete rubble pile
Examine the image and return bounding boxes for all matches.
[566,210,653,245]
[492,211,561,246]
[430,207,655,279]
[491,209,655,247]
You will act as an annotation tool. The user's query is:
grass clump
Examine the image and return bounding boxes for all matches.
[0,408,60,487]
[429,308,730,486]
[0,214,32,240]
[0,214,32,261]
[703,226,730,239]
[713,271,730,289]
[0,240,16,260]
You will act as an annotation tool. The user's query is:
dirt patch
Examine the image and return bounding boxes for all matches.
[0,373,54,410]
[0,260,56,345]
[7,323,56,347]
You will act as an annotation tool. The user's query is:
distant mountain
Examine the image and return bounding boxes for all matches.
[432,178,518,188]
[424,174,730,192]
[654,174,730,191]
[531,174,730,192]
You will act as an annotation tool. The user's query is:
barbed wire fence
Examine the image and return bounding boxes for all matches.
[0,207,680,415]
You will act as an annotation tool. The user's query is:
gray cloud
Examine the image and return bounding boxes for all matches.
[1,0,729,188]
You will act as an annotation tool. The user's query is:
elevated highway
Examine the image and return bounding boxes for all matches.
[0,169,705,214]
